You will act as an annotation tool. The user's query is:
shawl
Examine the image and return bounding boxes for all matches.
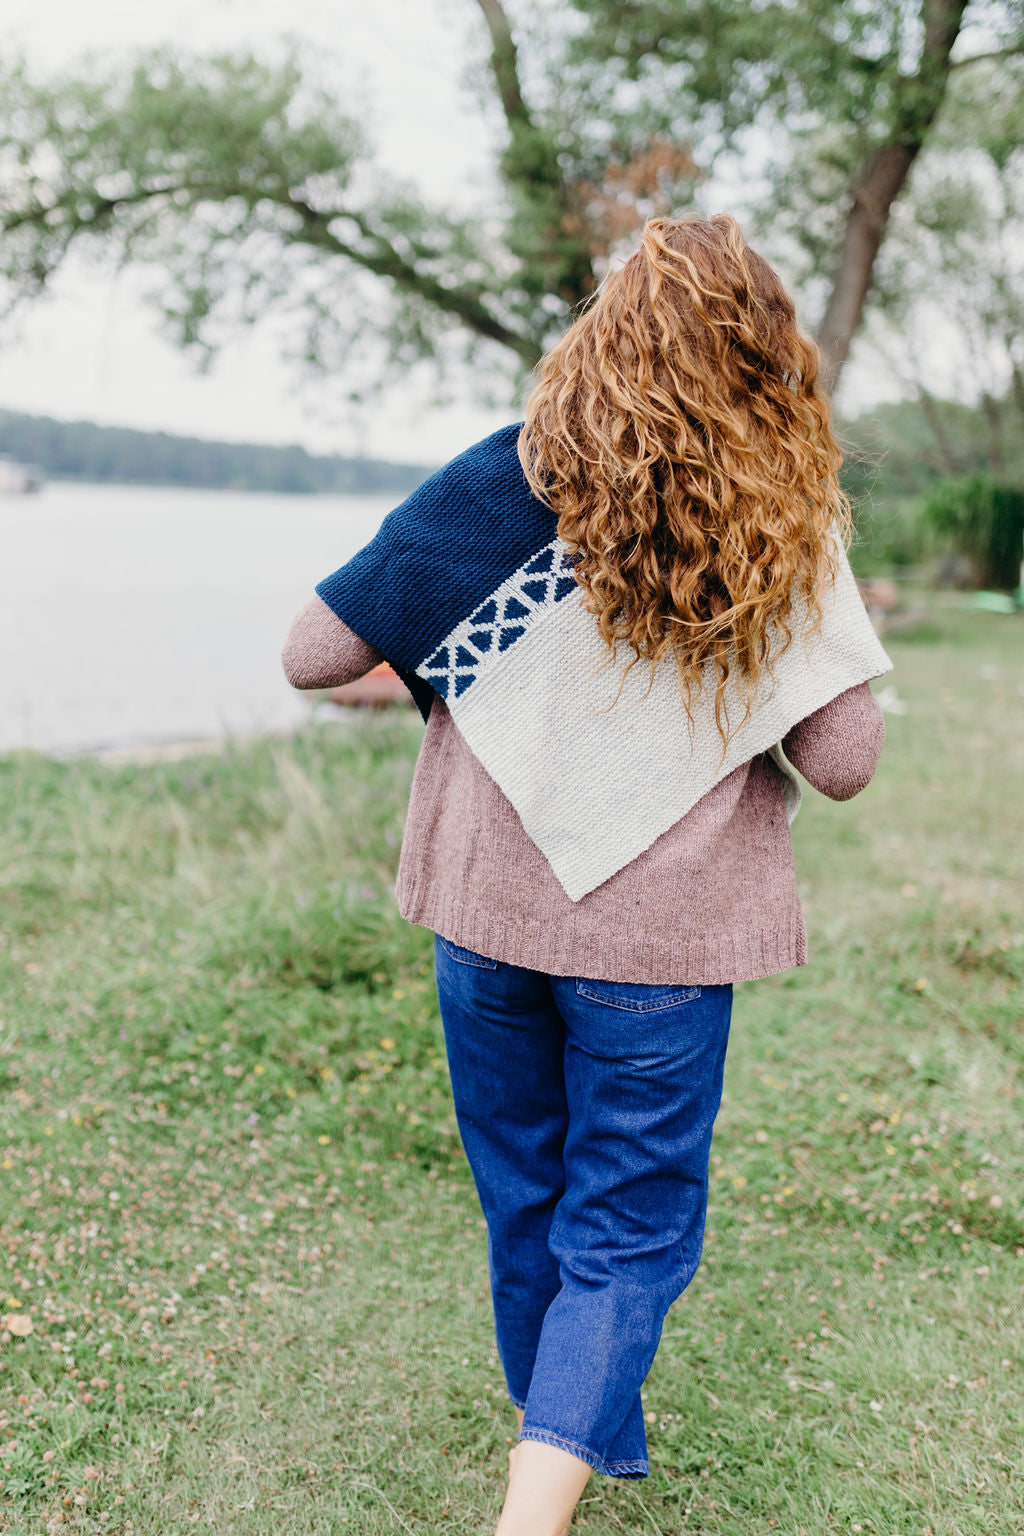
[315,422,893,901]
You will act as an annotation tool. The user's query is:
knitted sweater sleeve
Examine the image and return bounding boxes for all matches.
[781,681,885,801]
[281,595,383,689]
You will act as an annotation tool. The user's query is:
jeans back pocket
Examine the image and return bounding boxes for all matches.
[437,935,498,969]
[574,977,701,1013]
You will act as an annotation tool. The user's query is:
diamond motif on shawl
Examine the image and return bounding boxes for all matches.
[415,536,580,703]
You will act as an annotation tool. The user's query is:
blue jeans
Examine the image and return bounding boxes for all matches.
[433,934,733,1478]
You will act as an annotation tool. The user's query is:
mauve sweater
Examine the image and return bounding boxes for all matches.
[282,595,885,984]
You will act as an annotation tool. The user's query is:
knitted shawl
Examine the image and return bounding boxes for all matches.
[316,422,893,901]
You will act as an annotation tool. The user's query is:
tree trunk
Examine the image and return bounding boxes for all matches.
[1009,362,1024,424]
[816,0,969,395]
[473,0,596,310]
[980,389,1004,472]
[917,386,962,475]
[817,143,918,395]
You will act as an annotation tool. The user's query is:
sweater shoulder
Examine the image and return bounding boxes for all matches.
[412,421,526,509]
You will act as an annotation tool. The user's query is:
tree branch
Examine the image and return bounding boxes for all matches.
[473,0,531,132]
[277,190,542,363]
[2,177,543,365]
[471,0,596,308]
[816,0,970,392]
[950,44,1024,68]
[1,185,178,238]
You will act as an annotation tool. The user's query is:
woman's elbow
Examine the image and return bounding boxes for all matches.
[782,685,887,800]
[281,651,315,690]
[281,627,325,690]
[281,596,383,690]
[814,706,886,801]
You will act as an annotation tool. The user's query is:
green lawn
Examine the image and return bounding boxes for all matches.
[1,604,1022,1536]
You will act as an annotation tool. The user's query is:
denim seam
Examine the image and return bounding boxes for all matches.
[437,935,497,969]
[518,1426,649,1477]
[573,980,702,1012]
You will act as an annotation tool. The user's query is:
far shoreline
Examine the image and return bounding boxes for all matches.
[0,477,407,498]
[17,703,419,767]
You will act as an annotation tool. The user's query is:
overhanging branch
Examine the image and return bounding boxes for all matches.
[473,0,531,132]
[278,190,542,363]
[950,43,1024,68]
[470,0,596,307]
[1,176,543,365]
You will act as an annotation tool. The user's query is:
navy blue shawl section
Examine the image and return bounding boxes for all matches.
[315,422,557,722]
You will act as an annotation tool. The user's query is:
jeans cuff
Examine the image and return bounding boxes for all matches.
[508,1393,528,1411]
[518,1426,649,1480]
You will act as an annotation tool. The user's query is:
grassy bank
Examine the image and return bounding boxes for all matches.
[1,605,1022,1536]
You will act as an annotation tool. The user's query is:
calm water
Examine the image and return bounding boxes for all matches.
[0,481,398,753]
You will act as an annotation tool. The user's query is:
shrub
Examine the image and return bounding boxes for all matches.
[919,474,1024,590]
[849,498,930,576]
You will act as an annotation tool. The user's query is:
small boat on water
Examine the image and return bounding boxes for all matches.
[0,455,45,493]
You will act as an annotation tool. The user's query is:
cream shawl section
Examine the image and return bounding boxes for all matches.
[447,538,893,901]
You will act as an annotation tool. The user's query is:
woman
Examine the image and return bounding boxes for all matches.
[282,214,890,1536]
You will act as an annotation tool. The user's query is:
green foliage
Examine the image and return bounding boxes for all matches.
[570,0,928,137]
[1,610,1024,1531]
[0,46,539,400]
[3,4,1022,403]
[920,474,1024,589]
[847,499,929,575]
[0,409,431,493]
[839,395,1024,503]
[837,392,1024,576]
[867,55,1024,423]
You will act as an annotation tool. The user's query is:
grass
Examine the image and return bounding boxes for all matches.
[1,602,1022,1536]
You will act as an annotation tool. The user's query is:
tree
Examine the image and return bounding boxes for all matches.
[0,1,1021,401]
[0,30,699,404]
[856,57,1024,474]
[920,473,1024,588]
[567,0,1024,391]
[0,48,545,405]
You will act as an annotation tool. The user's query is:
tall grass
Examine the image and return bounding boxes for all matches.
[1,606,1022,1535]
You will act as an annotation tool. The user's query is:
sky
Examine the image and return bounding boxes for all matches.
[0,0,900,464]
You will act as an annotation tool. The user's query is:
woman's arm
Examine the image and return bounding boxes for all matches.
[781,681,885,801]
[281,595,384,689]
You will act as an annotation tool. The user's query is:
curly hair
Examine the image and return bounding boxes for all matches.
[517,213,851,738]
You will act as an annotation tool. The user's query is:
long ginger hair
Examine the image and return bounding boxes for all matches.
[517,213,851,737]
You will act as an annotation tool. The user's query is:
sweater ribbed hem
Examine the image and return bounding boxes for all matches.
[395,876,807,985]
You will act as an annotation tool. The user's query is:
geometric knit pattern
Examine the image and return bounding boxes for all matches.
[445,539,893,900]
[314,422,894,900]
[416,538,581,701]
[314,421,567,722]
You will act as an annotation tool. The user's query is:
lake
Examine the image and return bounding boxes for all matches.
[0,482,399,754]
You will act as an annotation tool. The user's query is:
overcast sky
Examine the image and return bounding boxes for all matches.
[0,0,897,464]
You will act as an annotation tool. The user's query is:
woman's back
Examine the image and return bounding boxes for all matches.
[283,602,884,982]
